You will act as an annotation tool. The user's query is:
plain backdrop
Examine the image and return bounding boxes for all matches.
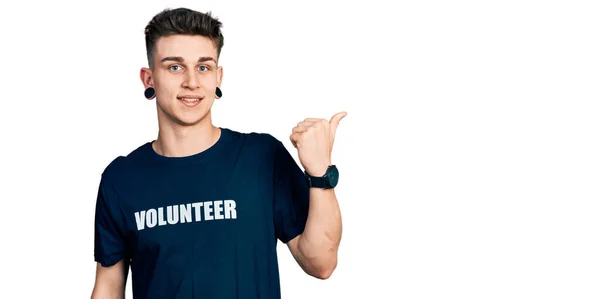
[0,0,599,298]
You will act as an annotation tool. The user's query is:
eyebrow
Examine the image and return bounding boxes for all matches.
[160,56,216,63]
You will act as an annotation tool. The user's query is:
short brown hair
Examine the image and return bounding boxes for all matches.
[144,8,225,69]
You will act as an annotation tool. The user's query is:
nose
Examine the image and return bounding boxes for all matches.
[182,72,200,90]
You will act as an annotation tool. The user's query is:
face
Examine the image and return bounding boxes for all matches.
[140,35,223,127]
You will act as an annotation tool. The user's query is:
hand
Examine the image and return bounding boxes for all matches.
[290,111,347,176]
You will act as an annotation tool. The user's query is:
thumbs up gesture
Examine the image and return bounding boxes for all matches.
[290,112,347,176]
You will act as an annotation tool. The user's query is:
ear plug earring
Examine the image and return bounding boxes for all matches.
[216,87,222,98]
[144,87,155,99]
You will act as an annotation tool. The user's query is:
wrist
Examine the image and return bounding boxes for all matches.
[305,163,331,177]
[304,165,339,189]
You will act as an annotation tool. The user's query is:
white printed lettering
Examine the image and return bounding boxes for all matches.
[134,211,145,230]
[133,200,237,231]
[146,209,157,228]
[158,207,167,226]
[192,202,203,222]
[214,200,224,220]
[180,204,192,223]
[204,201,214,220]
[225,200,237,219]
[167,205,178,225]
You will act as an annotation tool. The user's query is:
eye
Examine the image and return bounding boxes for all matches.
[169,65,182,71]
[198,65,209,72]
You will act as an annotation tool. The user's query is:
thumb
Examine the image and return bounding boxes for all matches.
[329,111,347,138]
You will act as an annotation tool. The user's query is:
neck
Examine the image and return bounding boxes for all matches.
[152,112,221,158]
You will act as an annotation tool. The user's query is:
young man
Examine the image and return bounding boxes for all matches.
[91,7,345,299]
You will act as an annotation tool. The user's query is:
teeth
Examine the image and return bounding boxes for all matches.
[179,98,200,102]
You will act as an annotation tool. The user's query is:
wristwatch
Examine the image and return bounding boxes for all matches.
[304,165,339,189]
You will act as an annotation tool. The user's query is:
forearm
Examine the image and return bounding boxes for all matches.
[91,286,125,299]
[298,188,342,275]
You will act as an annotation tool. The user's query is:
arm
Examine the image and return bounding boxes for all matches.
[93,167,130,298]
[91,260,129,299]
[287,111,347,279]
[287,188,341,279]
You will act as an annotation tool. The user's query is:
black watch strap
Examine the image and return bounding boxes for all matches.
[304,165,338,189]
[305,173,327,188]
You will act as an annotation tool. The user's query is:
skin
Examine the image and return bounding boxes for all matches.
[142,34,224,158]
[91,34,344,298]
[288,112,346,279]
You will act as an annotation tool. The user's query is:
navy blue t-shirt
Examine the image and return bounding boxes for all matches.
[94,128,310,299]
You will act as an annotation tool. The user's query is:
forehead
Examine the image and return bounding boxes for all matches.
[154,35,218,62]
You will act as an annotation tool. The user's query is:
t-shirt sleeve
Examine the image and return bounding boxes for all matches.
[94,178,127,267]
[272,140,310,243]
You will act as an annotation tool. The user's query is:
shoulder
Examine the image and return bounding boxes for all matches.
[99,142,150,185]
[100,156,127,182]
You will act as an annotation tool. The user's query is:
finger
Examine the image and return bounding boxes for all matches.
[292,126,307,133]
[329,111,347,138]
[303,118,324,122]
[289,132,302,148]
[296,121,315,129]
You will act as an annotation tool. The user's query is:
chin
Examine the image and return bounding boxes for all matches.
[175,115,206,126]
[157,102,210,127]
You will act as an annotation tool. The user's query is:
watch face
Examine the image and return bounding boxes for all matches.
[326,166,339,187]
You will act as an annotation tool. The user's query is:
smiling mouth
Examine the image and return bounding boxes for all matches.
[178,97,202,102]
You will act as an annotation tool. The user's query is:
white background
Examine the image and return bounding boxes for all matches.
[0,0,599,298]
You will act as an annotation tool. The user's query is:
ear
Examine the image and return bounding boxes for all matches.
[217,65,223,88]
[140,67,153,88]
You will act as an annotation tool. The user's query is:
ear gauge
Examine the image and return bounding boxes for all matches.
[215,87,222,99]
[144,87,156,100]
